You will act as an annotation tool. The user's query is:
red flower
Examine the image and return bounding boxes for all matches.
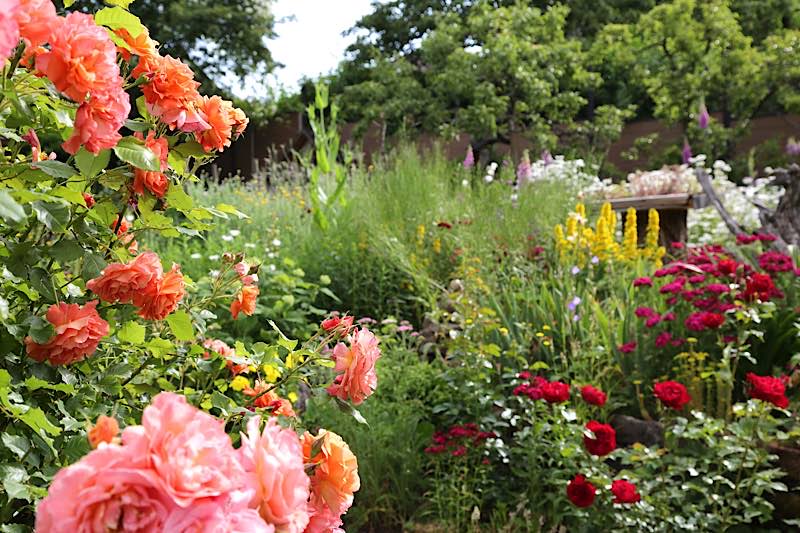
[654,381,691,410]
[743,273,782,301]
[541,381,570,403]
[685,311,724,331]
[758,251,794,273]
[633,277,653,287]
[655,331,672,348]
[451,446,467,457]
[584,421,616,456]
[716,259,739,277]
[746,373,789,408]
[611,479,641,504]
[580,385,607,407]
[566,475,596,508]
[517,371,532,380]
[618,342,637,354]
[635,307,657,318]
[321,314,354,335]
[436,221,453,229]
[82,193,95,208]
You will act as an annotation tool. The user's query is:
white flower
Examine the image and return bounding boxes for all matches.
[267,252,276,259]
[484,174,494,183]
[222,235,233,242]
[244,243,256,249]
[229,229,241,237]
[190,253,202,260]
[268,264,276,272]
[462,179,470,187]
[271,239,282,247]
[209,270,220,278]
[209,254,220,261]
[66,284,83,297]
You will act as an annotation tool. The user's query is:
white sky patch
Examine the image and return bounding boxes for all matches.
[227,0,376,99]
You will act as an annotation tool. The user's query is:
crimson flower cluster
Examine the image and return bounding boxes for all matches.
[424,423,496,458]
[746,372,791,408]
[567,476,641,507]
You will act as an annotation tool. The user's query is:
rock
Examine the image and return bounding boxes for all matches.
[611,415,664,448]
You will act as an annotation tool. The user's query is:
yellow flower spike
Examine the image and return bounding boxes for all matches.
[622,207,638,262]
[433,238,441,254]
[230,376,250,392]
[288,392,298,403]
[575,203,587,223]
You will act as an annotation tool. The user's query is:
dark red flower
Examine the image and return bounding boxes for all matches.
[425,445,447,454]
[618,342,637,354]
[437,221,453,229]
[660,278,686,294]
[746,372,789,408]
[518,370,532,380]
[611,479,641,504]
[654,381,691,410]
[633,277,653,287]
[82,193,95,208]
[580,385,607,407]
[716,259,739,277]
[758,251,794,273]
[743,273,783,301]
[645,316,661,328]
[685,311,725,331]
[541,381,570,403]
[655,331,672,348]
[451,446,467,457]
[567,475,596,508]
[583,421,616,456]
[736,234,758,245]
[635,307,657,318]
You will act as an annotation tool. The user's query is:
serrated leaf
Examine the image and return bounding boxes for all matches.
[32,160,77,180]
[50,239,84,263]
[118,321,146,344]
[165,185,194,213]
[166,310,194,340]
[32,201,70,232]
[23,377,75,394]
[95,6,145,37]
[82,252,107,279]
[75,148,110,179]
[0,191,26,223]
[124,119,150,132]
[1,433,29,459]
[146,337,175,357]
[28,267,57,302]
[114,136,160,171]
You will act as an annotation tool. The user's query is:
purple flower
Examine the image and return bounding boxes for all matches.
[571,266,581,276]
[786,137,800,157]
[517,150,532,183]
[541,149,554,166]
[591,256,600,265]
[698,101,710,130]
[463,145,475,169]
[682,139,693,164]
[568,296,582,311]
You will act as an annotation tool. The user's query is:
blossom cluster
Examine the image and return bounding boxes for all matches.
[36,392,360,533]
[424,423,496,457]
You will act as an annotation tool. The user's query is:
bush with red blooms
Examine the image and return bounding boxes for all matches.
[583,421,616,456]
[424,423,496,458]
[566,475,596,507]
[653,381,692,410]
[0,2,380,530]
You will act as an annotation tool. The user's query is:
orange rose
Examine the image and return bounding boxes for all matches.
[302,430,360,517]
[25,301,109,365]
[114,27,158,65]
[87,415,119,448]
[195,95,248,153]
[135,264,185,321]
[16,0,57,50]
[230,285,258,320]
[87,252,163,305]
[243,380,295,417]
[132,131,169,198]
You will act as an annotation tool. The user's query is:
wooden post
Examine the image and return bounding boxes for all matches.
[610,193,707,246]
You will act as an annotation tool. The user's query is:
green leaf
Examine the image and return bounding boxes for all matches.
[0,191,26,223]
[269,320,298,351]
[95,6,145,37]
[50,239,84,263]
[1,433,29,460]
[23,377,75,394]
[173,141,207,158]
[32,201,70,233]
[26,316,53,344]
[19,407,61,437]
[166,310,194,340]
[118,321,146,344]
[33,160,78,180]
[29,267,57,302]
[215,203,249,219]
[75,148,111,179]
[124,119,150,132]
[1,465,30,502]
[334,397,369,426]
[114,136,160,171]
[64,0,76,6]
[146,338,175,357]
[165,185,194,213]
[82,252,107,280]
[104,0,135,8]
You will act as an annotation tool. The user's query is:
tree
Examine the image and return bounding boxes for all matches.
[69,0,277,94]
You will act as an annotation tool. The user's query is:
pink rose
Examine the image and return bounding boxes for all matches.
[163,498,275,533]
[238,416,310,532]
[326,327,381,405]
[134,392,246,507]
[0,0,20,65]
[35,433,174,532]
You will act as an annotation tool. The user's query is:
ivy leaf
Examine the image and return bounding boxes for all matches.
[166,310,194,341]
[118,321,146,344]
[0,191,26,223]
[75,148,111,179]
[32,201,70,233]
[95,7,146,38]
[114,136,160,171]
[32,160,78,180]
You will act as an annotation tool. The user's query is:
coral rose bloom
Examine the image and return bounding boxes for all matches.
[88,415,120,449]
[164,500,275,533]
[114,27,158,64]
[133,392,247,507]
[302,430,360,517]
[34,12,122,103]
[0,0,20,65]
[238,416,310,532]
[87,252,163,305]
[305,505,344,533]
[35,433,175,532]
[25,301,109,365]
[132,131,170,197]
[135,264,185,320]
[327,328,381,405]
[16,0,57,50]
[135,54,210,132]
[62,89,130,155]
[195,95,249,153]
[243,380,296,417]
[231,285,259,320]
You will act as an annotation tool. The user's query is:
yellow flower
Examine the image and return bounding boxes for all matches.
[231,376,250,392]
[433,238,442,254]
[288,391,298,403]
[542,325,551,331]
[621,207,638,261]
[263,364,281,383]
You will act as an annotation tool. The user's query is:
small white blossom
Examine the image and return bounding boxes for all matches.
[190,253,202,260]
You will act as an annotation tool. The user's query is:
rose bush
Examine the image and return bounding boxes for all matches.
[0,2,378,530]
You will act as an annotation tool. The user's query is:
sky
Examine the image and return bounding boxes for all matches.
[231,0,375,98]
